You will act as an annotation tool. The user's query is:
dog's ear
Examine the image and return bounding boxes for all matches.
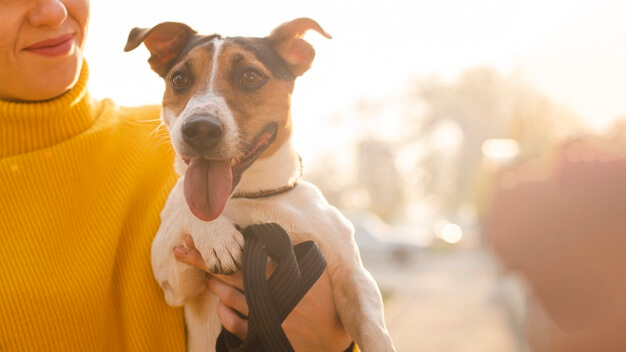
[124,22,197,77]
[268,18,331,77]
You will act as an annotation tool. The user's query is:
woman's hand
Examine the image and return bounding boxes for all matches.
[174,235,353,352]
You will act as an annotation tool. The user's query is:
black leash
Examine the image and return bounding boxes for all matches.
[215,223,327,352]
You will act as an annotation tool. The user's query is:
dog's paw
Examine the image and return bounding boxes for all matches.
[193,224,244,275]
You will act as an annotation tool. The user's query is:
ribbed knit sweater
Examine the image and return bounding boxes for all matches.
[0,64,186,351]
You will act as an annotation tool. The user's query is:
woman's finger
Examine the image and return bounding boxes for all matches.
[175,236,248,290]
[211,257,277,288]
[173,236,209,272]
[176,235,276,293]
[211,271,245,290]
[216,301,248,340]
[208,277,249,316]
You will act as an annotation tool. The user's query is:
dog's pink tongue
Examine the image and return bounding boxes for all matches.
[184,158,232,222]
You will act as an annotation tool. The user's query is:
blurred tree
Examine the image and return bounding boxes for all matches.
[405,67,584,219]
[306,67,586,225]
[356,140,406,222]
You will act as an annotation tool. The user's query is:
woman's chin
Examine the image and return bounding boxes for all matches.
[17,56,83,102]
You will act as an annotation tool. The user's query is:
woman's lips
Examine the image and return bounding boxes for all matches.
[24,33,74,57]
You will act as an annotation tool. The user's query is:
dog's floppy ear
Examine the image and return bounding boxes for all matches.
[268,18,331,77]
[124,22,197,77]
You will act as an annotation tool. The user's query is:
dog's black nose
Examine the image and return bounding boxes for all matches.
[182,115,223,151]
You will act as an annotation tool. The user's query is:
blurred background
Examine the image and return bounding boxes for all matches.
[87,1,626,351]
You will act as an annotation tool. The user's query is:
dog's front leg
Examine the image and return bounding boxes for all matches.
[152,179,244,307]
[186,212,244,276]
[152,179,207,306]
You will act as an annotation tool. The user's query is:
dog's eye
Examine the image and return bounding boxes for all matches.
[171,73,189,89]
[239,69,264,89]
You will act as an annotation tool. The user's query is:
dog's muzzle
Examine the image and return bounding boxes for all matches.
[182,114,223,152]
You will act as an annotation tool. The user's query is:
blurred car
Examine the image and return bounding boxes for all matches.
[342,210,424,267]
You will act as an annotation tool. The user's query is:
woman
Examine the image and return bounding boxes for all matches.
[0,0,353,350]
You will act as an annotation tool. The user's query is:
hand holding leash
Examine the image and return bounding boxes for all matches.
[175,231,353,351]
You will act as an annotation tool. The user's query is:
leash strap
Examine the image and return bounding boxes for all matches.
[215,223,327,352]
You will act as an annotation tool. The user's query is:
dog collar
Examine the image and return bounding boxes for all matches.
[231,154,302,199]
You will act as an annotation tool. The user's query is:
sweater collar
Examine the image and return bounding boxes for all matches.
[0,62,98,158]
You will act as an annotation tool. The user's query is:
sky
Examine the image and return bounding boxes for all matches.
[85,0,626,159]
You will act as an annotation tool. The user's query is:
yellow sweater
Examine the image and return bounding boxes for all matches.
[0,64,186,351]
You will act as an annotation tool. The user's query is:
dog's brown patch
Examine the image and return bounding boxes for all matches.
[161,44,216,118]
[212,42,294,159]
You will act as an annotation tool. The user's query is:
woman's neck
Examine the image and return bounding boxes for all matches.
[0,62,98,158]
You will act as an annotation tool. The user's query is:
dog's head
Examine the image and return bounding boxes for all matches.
[125,18,330,221]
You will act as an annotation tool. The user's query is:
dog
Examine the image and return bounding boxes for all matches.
[125,18,395,352]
